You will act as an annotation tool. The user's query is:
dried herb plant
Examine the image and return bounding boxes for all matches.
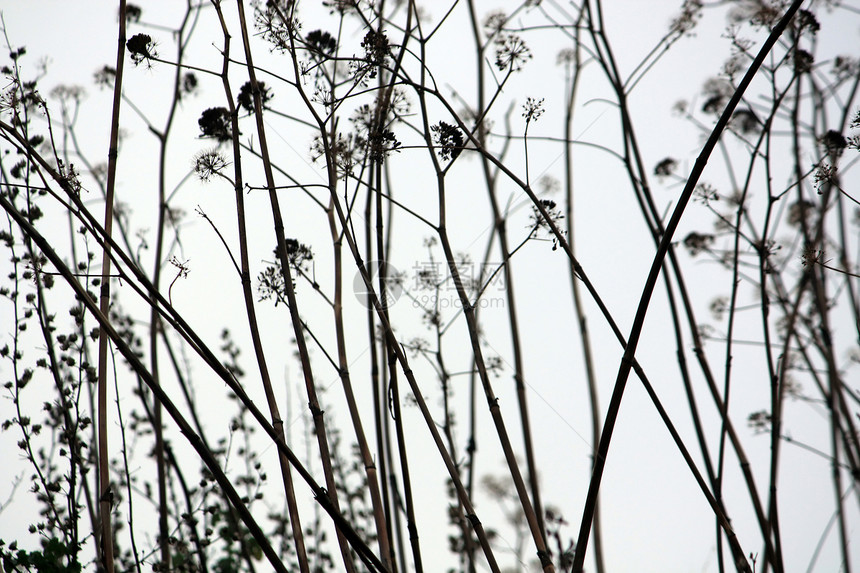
[1,2,858,573]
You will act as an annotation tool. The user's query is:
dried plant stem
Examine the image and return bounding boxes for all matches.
[146,5,197,565]
[210,3,310,570]
[571,2,804,571]
[327,192,394,569]
[465,0,547,550]
[364,189,399,568]
[561,14,605,572]
[430,157,553,569]
[362,6,424,566]
[373,167,423,573]
[323,177,502,572]
[0,175,390,572]
[758,155,785,573]
[233,0,355,570]
[95,2,127,571]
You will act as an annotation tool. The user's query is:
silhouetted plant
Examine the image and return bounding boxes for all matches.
[1,2,858,573]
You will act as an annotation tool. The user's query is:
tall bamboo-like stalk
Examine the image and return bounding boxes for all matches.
[95,3,127,571]
[233,1,356,570]
[364,183,399,568]
[364,5,425,569]
[326,189,395,569]
[464,0,548,551]
[210,2,309,570]
[374,163,423,573]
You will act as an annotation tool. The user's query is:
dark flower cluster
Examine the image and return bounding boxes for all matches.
[669,0,703,35]
[522,97,544,123]
[483,10,508,36]
[431,122,464,161]
[747,410,772,434]
[831,56,859,82]
[787,199,815,229]
[257,240,314,305]
[310,132,361,176]
[683,232,714,256]
[813,162,837,190]
[795,9,820,36]
[793,48,814,74]
[256,2,298,53]
[350,104,375,134]
[180,73,198,99]
[731,109,760,134]
[819,129,847,159]
[728,1,781,28]
[124,4,142,24]
[701,77,733,114]
[367,129,401,164]
[654,157,677,178]
[306,29,337,56]
[237,81,272,114]
[126,33,156,66]
[280,239,313,270]
[58,161,82,196]
[361,30,391,78]
[197,107,233,142]
[694,182,719,204]
[93,66,116,89]
[530,199,563,234]
[0,73,42,114]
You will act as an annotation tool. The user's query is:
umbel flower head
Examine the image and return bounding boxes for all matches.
[494,33,531,71]
[654,157,678,178]
[257,240,315,305]
[197,107,234,142]
[530,199,563,233]
[361,30,391,71]
[819,130,847,159]
[126,33,156,66]
[522,97,544,123]
[193,149,228,182]
[237,81,272,114]
[431,121,464,161]
[306,29,337,56]
[367,129,401,164]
